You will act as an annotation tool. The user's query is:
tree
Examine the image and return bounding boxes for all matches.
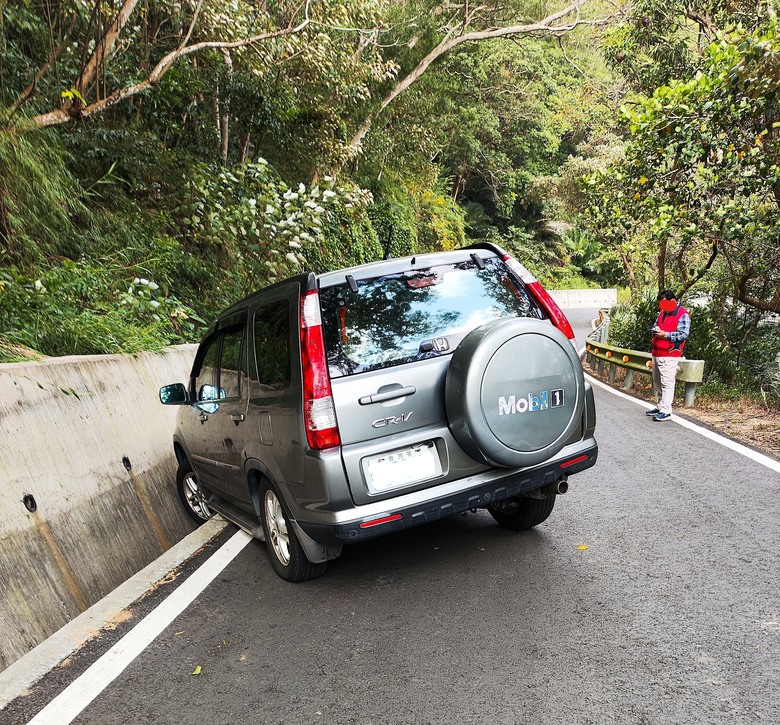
[587,21,780,313]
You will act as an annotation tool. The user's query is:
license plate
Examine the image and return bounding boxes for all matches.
[363,441,442,494]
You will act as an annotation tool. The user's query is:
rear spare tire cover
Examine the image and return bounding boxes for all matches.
[445,317,584,468]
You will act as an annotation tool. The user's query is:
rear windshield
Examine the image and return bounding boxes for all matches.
[319,257,545,377]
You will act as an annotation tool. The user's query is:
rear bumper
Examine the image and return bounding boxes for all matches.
[300,442,597,545]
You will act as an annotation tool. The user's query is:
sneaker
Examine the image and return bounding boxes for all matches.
[653,412,672,422]
[645,408,660,416]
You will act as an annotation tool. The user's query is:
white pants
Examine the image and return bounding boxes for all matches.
[652,356,679,414]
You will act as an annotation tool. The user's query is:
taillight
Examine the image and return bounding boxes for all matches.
[501,254,575,341]
[300,291,340,449]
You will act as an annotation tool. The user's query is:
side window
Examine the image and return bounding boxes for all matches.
[194,336,220,402]
[219,327,245,399]
[254,300,291,388]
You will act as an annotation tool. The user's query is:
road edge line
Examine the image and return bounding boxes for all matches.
[24,528,251,725]
[585,372,780,474]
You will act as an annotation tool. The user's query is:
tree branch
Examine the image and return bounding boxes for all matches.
[346,0,605,154]
[28,3,313,129]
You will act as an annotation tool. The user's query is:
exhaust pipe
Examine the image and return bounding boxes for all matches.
[522,477,568,499]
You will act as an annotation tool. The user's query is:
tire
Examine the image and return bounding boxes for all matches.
[445,317,585,468]
[258,479,328,582]
[177,458,214,525]
[487,495,556,531]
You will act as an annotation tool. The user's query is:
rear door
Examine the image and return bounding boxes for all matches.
[245,287,302,489]
[319,252,545,504]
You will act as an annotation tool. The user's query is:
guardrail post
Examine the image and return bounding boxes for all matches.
[624,369,634,390]
[608,363,616,383]
[684,382,697,407]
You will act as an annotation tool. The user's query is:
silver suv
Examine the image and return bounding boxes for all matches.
[160,242,597,581]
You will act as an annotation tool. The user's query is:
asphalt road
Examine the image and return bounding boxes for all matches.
[4,309,780,725]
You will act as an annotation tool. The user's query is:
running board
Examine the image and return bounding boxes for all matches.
[207,498,265,542]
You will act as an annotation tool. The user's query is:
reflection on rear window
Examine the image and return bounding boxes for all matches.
[319,258,544,377]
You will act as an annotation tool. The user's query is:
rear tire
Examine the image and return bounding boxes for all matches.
[258,479,328,582]
[488,495,555,531]
[176,459,214,525]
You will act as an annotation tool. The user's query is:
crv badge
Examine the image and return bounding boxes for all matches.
[372,412,414,428]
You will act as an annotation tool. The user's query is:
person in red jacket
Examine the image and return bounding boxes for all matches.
[646,289,690,421]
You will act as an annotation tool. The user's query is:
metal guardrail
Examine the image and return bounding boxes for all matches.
[585,316,705,407]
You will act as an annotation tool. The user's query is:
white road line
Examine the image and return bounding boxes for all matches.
[586,372,780,474]
[26,529,252,725]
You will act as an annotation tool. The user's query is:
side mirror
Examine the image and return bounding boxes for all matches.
[159,382,188,405]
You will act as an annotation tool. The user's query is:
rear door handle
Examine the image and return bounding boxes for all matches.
[198,412,209,423]
[359,386,416,405]
[230,414,245,424]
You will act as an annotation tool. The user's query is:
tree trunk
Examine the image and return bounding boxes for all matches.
[220,50,233,164]
[657,238,667,291]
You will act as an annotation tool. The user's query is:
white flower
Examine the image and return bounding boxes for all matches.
[298,183,306,194]
[265,205,275,215]
[149,300,161,309]
[285,252,298,264]
[322,190,336,200]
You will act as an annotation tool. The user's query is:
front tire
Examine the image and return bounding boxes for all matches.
[258,480,328,582]
[488,495,555,531]
[177,459,214,525]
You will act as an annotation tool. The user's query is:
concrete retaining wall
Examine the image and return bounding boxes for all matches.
[0,346,198,673]
[549,288,618,309]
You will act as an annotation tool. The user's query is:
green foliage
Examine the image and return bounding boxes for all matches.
[368,200,418,258]
[0,259,202,357]
[587,21,780,313]
[0,125,95,264]
[602,0,772,94]
[179,158,375,300]
[607,292,660,352]
[307,209,383,273]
